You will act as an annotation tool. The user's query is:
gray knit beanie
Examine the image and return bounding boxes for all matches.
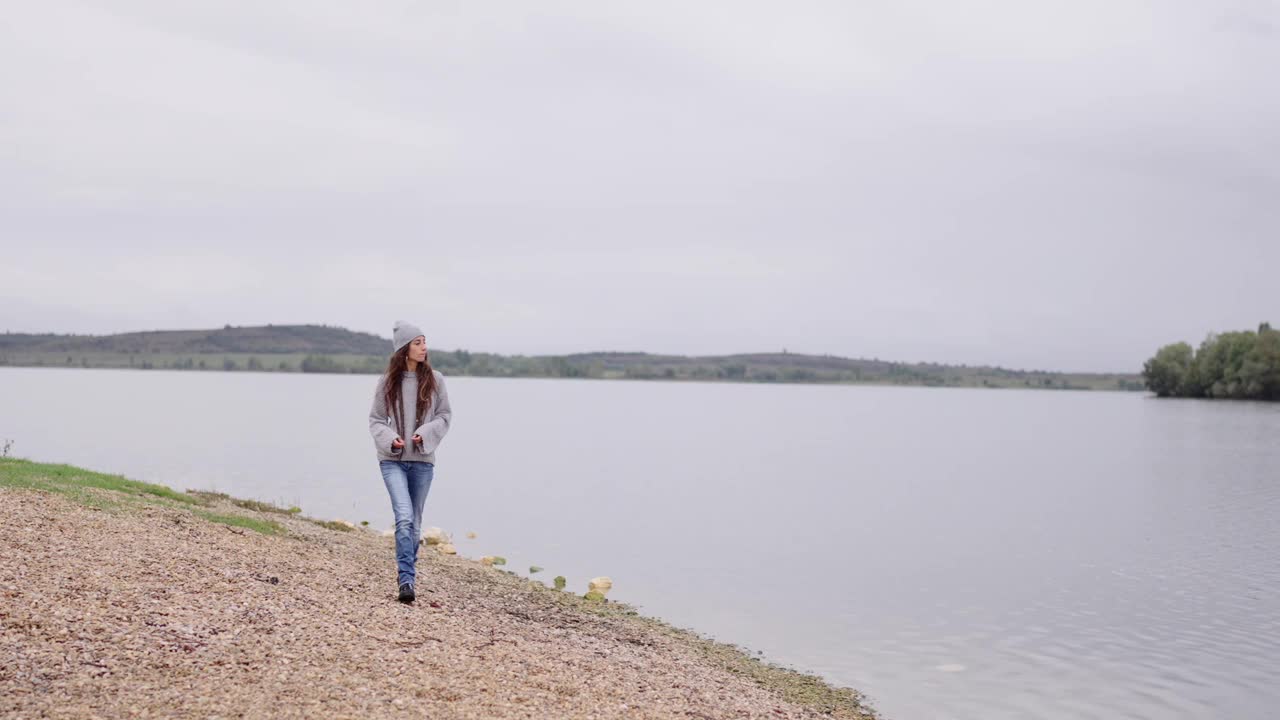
[392,320,424,354]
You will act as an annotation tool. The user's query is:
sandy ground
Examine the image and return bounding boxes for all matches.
[0,488,877,719]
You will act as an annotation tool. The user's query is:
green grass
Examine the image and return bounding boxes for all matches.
[189,488,351,533]
[0,458,200,505]
[193,510,284,535]
[231,498,301,516]
[308,519,355,532]
[187,489,233,502]
[0,458,282,535]
[187,491,302,516]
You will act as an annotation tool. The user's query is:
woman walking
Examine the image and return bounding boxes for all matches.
[369,320,452,603]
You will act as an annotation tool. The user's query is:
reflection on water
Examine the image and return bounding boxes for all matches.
[2,368,1277,719]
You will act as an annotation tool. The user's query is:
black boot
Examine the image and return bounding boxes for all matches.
[398,582,415,603]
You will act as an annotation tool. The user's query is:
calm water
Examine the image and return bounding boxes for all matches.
[2,367,1277,719]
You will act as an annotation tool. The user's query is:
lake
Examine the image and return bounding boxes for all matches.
[1,367,1277,719]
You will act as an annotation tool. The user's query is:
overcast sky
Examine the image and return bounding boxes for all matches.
[1,1,1276,371]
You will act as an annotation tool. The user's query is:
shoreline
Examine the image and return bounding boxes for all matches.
[0,362,1143,395]
[0,458,878,719]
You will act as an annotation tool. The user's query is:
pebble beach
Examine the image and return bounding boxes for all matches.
[0,459,877,719]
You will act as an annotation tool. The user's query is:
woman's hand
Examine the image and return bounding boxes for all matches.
[392,437,405,450]
[412,434,423,448]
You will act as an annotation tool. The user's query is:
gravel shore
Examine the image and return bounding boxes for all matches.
[0,471,877,719]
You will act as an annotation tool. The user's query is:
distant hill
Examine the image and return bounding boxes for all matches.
[0,325,1144,391]
[0,324,388,355]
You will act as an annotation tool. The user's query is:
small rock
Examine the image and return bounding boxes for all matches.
[422,527,450,546]
[588,576,613,596]
[436,543,457,555]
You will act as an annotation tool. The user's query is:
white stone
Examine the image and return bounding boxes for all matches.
[422,527,450,545]
[588,576,613,595]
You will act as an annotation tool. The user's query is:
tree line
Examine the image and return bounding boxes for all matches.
[1142,323,1280,400]
[0,325,1143,391]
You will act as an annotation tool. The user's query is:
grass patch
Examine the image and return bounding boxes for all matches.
[230,497,301,515]
[0,458,200,506]
[186,490,231,503]
[1,458,285,536]
[194,510,284,535]
[308,519,355,532]
[185,491,300,515]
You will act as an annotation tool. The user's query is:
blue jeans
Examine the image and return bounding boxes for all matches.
[379,461,434,586]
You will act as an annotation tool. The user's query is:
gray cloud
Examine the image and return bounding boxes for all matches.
[2,0,1277,371]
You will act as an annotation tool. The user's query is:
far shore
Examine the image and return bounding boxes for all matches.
[0,457,878,719]
[0,357,1142,394]
[0,324,1143,392]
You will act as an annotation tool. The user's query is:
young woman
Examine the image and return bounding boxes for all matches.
[368,320,452,603]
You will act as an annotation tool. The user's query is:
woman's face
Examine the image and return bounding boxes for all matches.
[408,335,428,363]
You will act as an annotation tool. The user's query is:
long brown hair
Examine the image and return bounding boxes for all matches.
[382,343,437,440]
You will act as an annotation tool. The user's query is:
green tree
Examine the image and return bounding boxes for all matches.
[548,357,572,377]
[300,355,343,373]
[1157,323,1279,400]
[1241,324,1280,400]
[1194,332,1256,398]
[1142,342,1194,397]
